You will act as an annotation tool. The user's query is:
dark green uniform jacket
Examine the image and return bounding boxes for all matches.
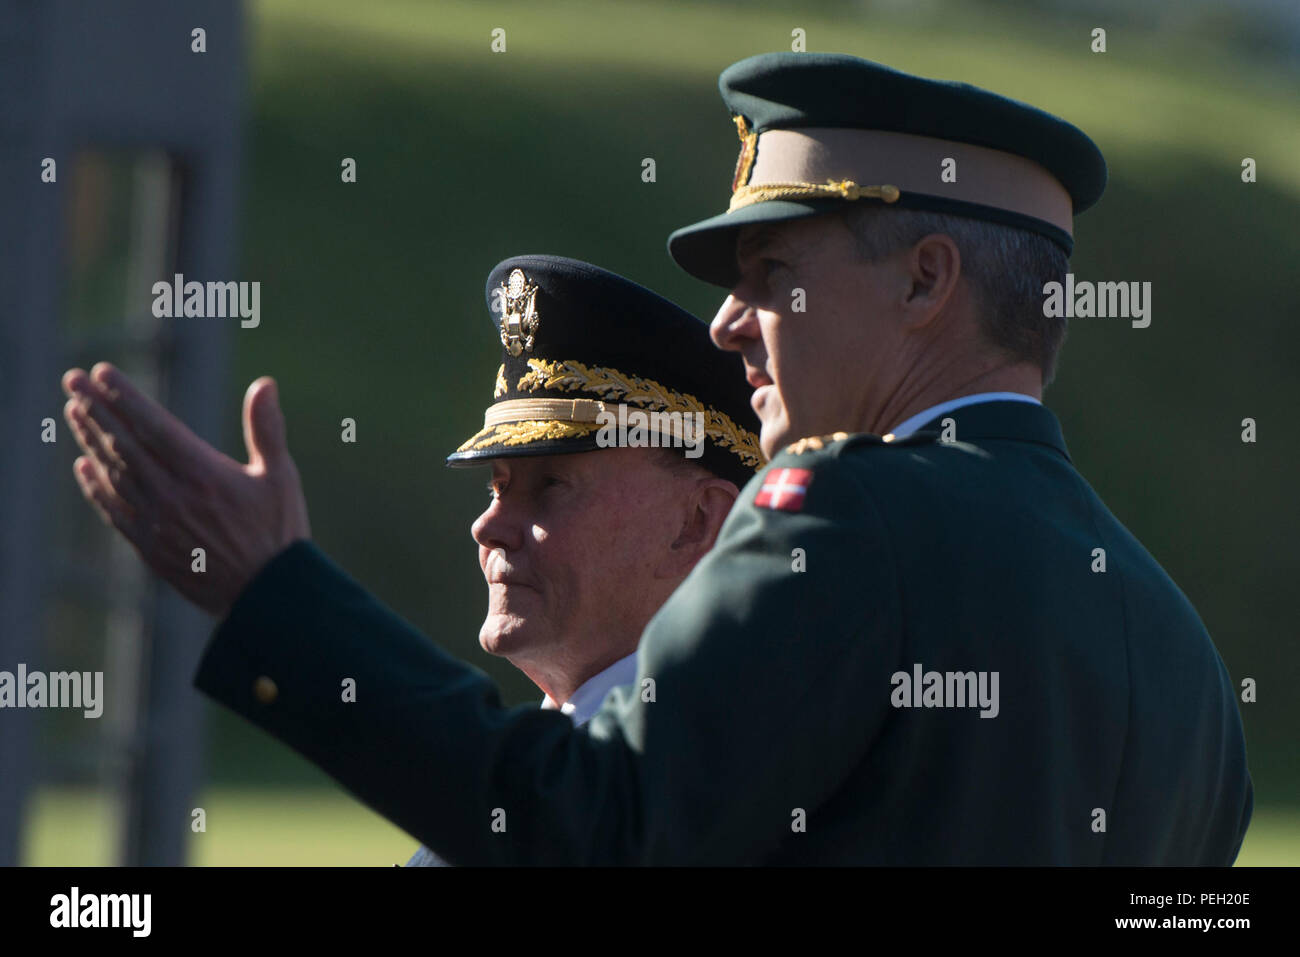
[194,400,1252,864]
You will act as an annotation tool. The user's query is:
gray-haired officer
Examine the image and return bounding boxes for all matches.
[61,256,763,865]
[405,255,763,865]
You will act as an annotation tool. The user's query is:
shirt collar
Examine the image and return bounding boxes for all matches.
[539,652,639,727]
[887,392,1040,439]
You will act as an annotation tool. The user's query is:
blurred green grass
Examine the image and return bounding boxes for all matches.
[24,788,413,866]
[22,787,1297,866]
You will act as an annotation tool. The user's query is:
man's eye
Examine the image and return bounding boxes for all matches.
[747,258,784,287]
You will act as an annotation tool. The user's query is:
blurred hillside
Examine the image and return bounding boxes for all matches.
[198,0,1299,816]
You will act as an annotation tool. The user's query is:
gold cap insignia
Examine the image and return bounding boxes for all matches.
[731,115,758,192]
[499,268,540,356]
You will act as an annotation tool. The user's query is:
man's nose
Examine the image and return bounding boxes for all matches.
[471,497,524,553]
[710,294,759,352]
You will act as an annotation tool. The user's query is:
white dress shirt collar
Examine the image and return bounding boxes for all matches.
[887,392,1040,439]
[539,652,639,727]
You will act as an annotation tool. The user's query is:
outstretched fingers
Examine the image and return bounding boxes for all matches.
[76,363,223,479]
[72,454,142,541]
[64,395,158,505]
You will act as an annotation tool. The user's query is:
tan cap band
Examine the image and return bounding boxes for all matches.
[744,127,1074,236]
[483,398,702,442]
[484,397,608,425]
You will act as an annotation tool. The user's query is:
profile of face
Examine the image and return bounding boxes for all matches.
[709,215,934,457]
[471,447,736,691]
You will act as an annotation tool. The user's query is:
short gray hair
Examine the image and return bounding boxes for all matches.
[838,206,1070,385]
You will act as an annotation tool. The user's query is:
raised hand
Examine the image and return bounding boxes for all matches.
[61,362,311,619]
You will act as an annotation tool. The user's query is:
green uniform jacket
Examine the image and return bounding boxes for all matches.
[194,400,1252,864]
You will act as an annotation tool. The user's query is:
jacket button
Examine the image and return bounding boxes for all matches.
[253,676,278,704]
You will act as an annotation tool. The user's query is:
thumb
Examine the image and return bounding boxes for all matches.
[243,376,289,473]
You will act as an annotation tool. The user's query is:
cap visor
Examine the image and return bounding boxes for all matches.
[446,432,604,467]
[667,198,850,288]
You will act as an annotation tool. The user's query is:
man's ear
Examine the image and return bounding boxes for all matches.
[661,476,740,577]
[902,232,962,329]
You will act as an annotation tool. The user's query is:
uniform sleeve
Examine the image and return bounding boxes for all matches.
[194,446,901,864]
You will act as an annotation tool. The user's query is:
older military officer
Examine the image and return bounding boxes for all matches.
[61,256,763,866]
[403,256,763,864]
[61,55,1251,865]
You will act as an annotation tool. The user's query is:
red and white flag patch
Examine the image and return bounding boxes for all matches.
[754,467,814,512]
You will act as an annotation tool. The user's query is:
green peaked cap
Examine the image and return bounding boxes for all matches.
[668,52,1107,287]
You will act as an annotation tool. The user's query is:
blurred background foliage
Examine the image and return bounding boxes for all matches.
[27,0,1299,863]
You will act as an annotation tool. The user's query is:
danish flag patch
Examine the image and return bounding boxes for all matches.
[754,467,814,512]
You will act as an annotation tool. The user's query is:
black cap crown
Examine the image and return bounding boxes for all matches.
[448,255,764,486]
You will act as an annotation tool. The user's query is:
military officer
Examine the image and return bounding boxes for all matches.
[654,53,1252,864]
[61,256,763,866]
[63,54,1251,865]
[403,255,764,864]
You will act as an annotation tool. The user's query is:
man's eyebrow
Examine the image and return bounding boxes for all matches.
[737,227,777,259]
[736,227,784,269]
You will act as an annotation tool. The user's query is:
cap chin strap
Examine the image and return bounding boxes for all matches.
[729,180,900,213]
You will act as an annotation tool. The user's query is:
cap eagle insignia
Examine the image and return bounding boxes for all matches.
[499,268,540,356]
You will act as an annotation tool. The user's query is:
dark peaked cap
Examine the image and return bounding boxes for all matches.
[448,255,765,487]
[669,52,1108,287]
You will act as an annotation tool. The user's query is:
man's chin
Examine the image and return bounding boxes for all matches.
[760,417,796,459]
[478,616,541,659]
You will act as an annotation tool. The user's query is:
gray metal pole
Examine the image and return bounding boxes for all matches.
[0,0,58,867]
[1,0,244,866]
